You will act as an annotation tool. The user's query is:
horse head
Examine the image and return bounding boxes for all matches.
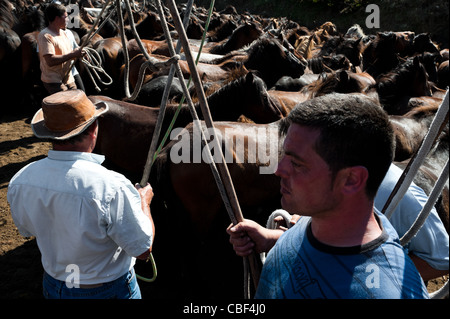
[244,37,306,88]
[241,72,285,122]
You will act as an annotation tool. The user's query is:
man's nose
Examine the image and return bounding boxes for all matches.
[275,155,288,178]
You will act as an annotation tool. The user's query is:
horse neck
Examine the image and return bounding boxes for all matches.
[202,78,248,120]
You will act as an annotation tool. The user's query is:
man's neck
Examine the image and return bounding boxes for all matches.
[310,201,382,247]
[47,23,61,35]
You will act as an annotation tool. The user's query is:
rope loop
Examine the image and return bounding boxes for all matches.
[80,47,113,92]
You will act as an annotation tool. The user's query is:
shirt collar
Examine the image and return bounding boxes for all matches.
[48,150,105,165]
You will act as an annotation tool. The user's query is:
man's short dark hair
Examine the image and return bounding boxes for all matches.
[279,93,394,198]
[45,2,67,23]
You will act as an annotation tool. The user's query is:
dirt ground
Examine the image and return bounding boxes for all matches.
[0,110,447,299]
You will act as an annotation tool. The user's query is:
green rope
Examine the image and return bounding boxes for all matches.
[151,0,216,166]
[136,253,158,283]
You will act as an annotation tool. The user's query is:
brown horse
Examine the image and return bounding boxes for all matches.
[376,56,432,115]
[315,35,364,70]
[79,37,124,96]
[389,98,443,161]
[206,21,264,55]
[146,120,282,298]
[126,52,231,88]
[127,38,176,60]
[363,31,415,78]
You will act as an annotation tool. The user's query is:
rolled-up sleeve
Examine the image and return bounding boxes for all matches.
[106,181,153,258]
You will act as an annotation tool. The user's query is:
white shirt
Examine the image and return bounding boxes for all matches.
[375,164,449,270]
[8,151,153,284]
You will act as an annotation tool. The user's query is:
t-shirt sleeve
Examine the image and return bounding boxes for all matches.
[38,33,55,56]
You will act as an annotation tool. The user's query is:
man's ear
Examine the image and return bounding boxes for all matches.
[337,166,369,195]
[87,120,98,138]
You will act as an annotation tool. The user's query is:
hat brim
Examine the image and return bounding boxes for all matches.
[31,101,109,140]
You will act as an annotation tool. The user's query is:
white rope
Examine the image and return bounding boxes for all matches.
[80,47,113,92]
[260,209,293,264]
[400,159,449,246]
[266,209,293,230]
[384,89,449,219]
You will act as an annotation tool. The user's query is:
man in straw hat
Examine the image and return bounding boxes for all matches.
[8,90,155,299]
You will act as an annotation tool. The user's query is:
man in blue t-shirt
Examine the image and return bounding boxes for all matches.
[227,93,429,299]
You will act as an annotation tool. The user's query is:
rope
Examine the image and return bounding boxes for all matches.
[380,90,449,299]
[131,0,213,284]
[160,0,262,298]
[118,0,180,101]
[260,210,293,264]
[139,0,197,186]
[80,47,113,92]
[63,0,115,84]
[383,89,449,219]
[400,159,449,246]
[136,252,158,283]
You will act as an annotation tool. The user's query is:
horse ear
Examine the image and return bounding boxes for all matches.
[339,70,349,83]
[245,71,255,82]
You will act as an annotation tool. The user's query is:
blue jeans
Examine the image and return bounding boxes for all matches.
[42,269,142,299]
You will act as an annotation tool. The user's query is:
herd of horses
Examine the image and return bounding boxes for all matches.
[1,0,449,299]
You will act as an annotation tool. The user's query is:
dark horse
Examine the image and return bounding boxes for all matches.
[376,56,432,115]
[127,36,307,93]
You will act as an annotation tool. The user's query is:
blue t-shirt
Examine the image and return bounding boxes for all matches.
[255,211,429,299]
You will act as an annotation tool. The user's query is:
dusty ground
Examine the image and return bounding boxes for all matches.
[0,112,49,298]
[0,110,447,299]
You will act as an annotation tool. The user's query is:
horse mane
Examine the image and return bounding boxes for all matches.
[244,36,282,58]
[13,5,45,36]
[345,24,365,39]
[205,70,266,102]
[295,34,315,60]
[376,57,427,104]
[199,66,248,97]
[306,70,365,97]
[363,31,401,75]
[0,0,17,29]
[207,18,237,42]
[307,54,351,73]
[209,21,263,55]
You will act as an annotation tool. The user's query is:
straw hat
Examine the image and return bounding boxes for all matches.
[31,90,108,140]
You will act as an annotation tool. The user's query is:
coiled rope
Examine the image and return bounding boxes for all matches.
[79,47,113,92]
